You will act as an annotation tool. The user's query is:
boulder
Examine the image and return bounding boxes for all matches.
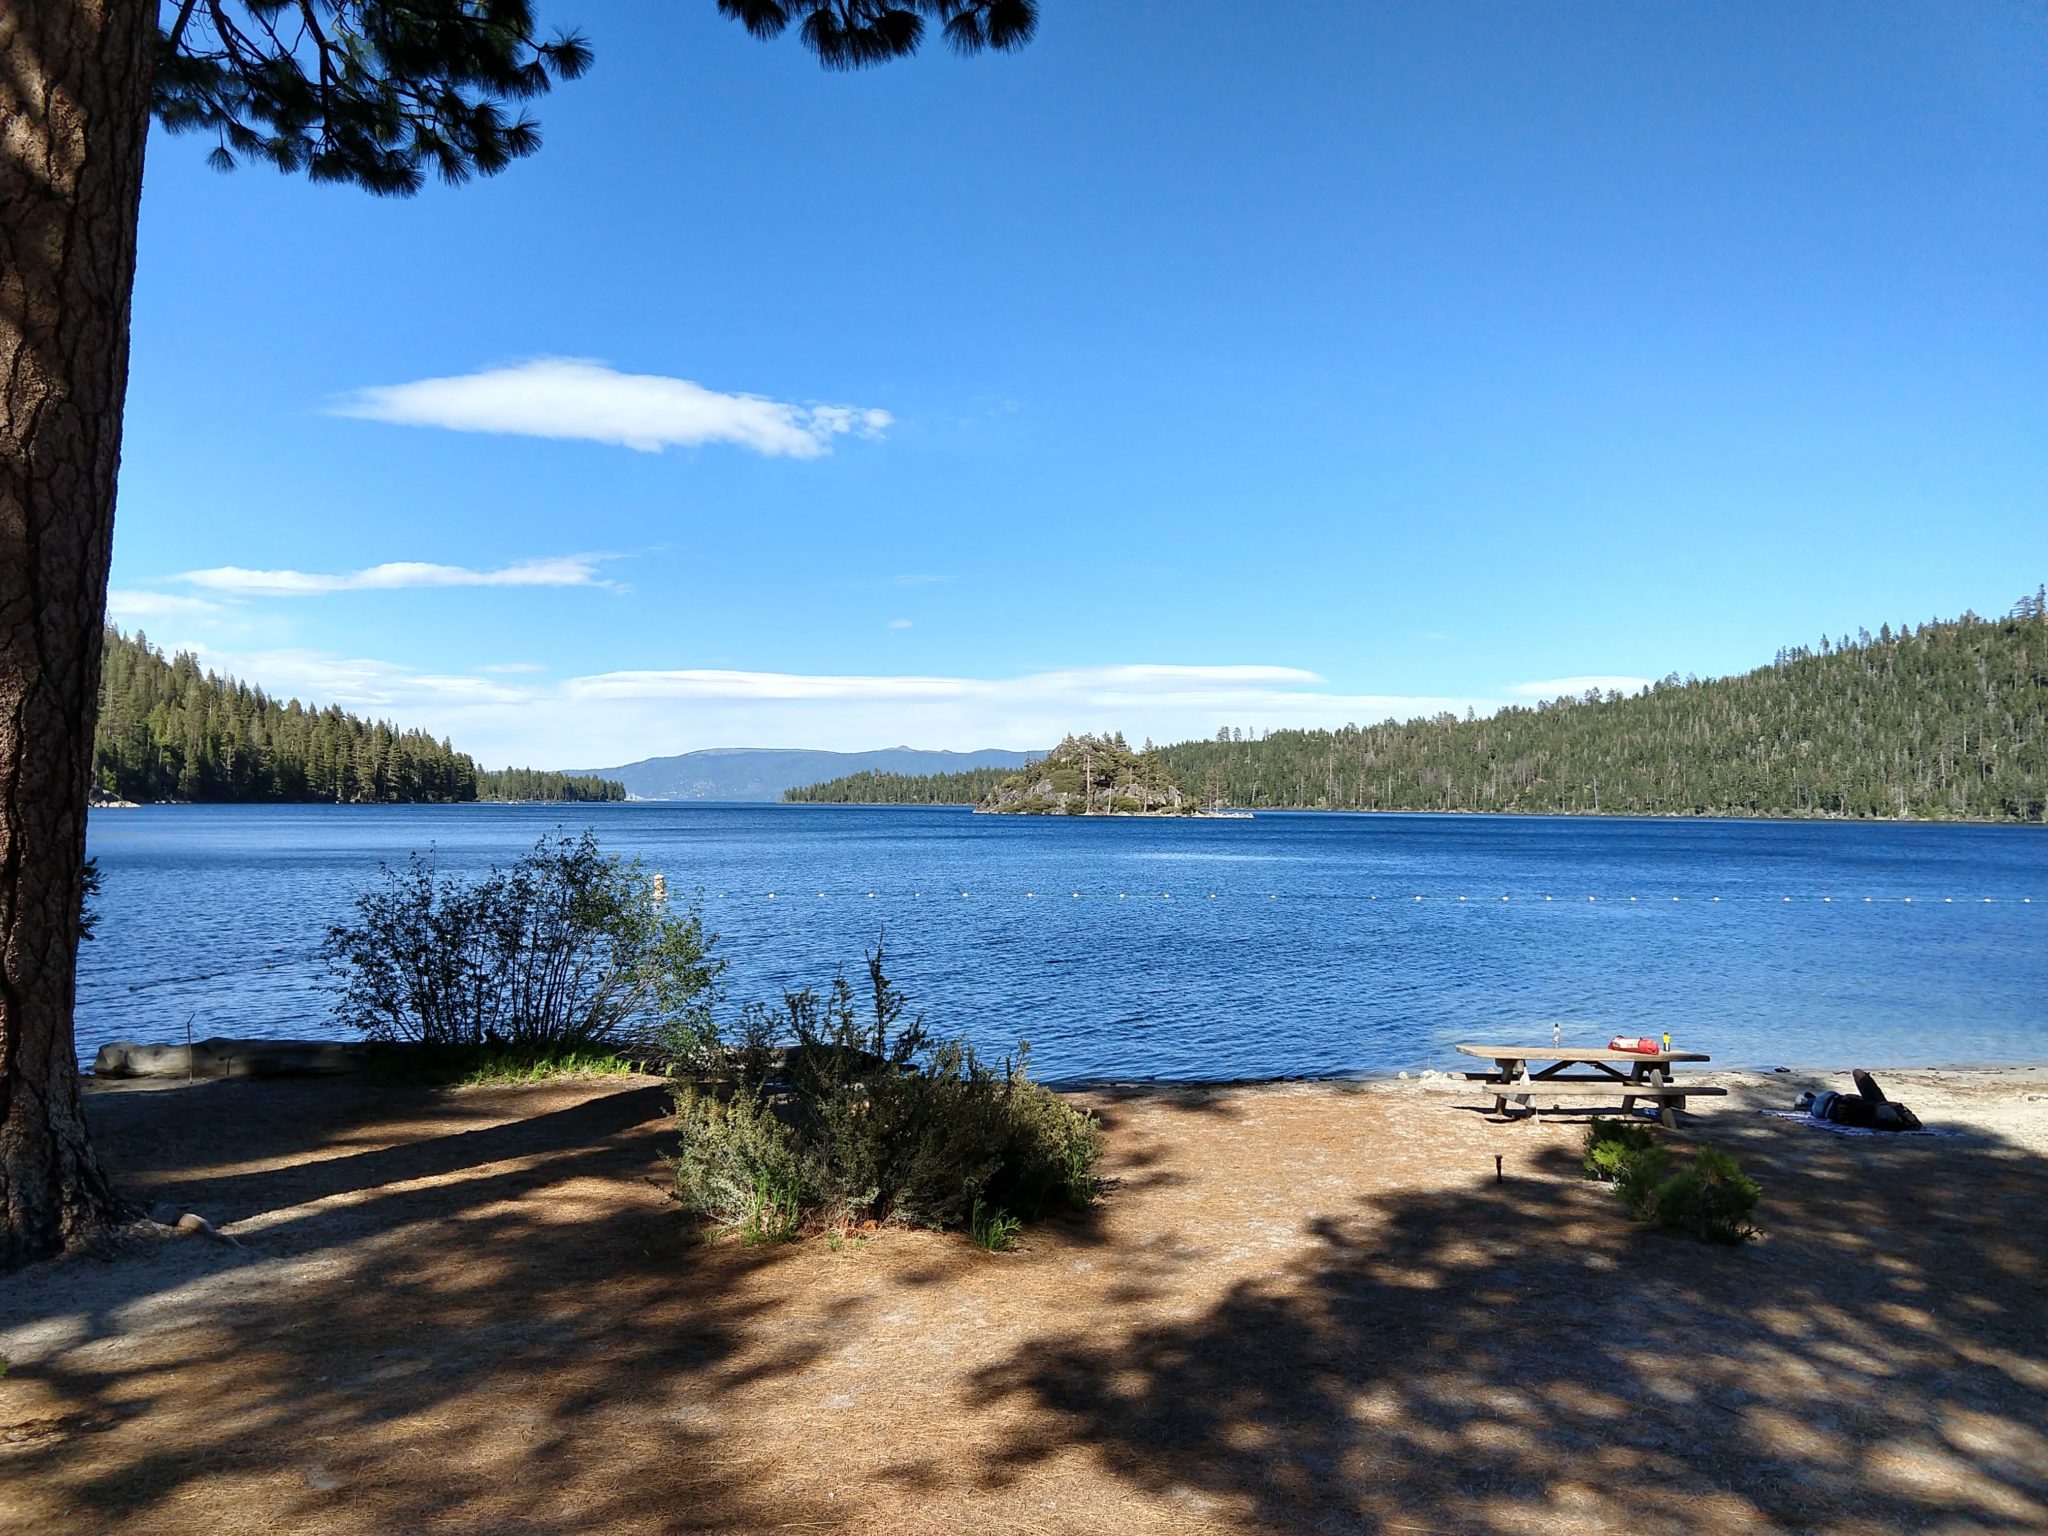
[93,1037,364,1079]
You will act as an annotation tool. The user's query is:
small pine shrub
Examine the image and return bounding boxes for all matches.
[1582,1118,1671,1219]
[1582,1117,1658,1179]
[1583,1119,1761,1243]
[1653,1146,1763,1244]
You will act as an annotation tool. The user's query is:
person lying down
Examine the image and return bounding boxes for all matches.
[1795,1069,1923,1131]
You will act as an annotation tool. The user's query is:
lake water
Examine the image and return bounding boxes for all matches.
[80,804,2047,1081]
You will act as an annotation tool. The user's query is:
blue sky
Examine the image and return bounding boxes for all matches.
[111,1,2046,768]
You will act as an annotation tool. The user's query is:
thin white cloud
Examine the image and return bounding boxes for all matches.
[329,357,891,458]
[887,618,914,630]
[106,590,226,622]
[177,554,618,598]
[477,662,548,675]
[892,573,956,587]
[1506,674,1653,700]
[159,649,1502,769]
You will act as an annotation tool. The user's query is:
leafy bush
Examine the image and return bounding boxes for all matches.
[324,831,722,1051]
[671,941,1100,1240]
[1581,1118,1760,1242]
[1653,1146,1763,1244]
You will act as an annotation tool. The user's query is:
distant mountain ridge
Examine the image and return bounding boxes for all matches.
[570,746,1041,802]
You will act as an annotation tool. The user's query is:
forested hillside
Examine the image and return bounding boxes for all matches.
[786,600,2048,822]
[93,629,623,804]
[785,765,1018,806]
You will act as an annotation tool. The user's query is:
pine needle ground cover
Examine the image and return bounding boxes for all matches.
[5,1067,2043,1535]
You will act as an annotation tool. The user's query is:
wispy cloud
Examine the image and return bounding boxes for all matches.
[160,649,1500,769]
[477,662,548,675]
[887,618,914,630]
[106,590,226,622]
[329,358,891,458]
[892,573,956,587]
[177,554,619,598]
[1506,674,1652,700]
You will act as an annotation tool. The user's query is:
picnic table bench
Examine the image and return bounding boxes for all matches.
[1454,1044,1725,1128]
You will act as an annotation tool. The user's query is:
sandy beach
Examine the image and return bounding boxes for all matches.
[4,1064,2045,1535]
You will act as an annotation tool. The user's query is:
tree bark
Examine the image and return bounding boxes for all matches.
[1,1,157,1266]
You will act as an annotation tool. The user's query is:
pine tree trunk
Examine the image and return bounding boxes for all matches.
[1,1,157,1266]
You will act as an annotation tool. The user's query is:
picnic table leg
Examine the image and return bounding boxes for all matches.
[1636,1062,1680,1129]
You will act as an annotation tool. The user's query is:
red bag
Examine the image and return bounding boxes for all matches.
[1607,1035,1662,1055]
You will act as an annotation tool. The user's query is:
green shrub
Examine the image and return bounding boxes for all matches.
[671,1085,815,1235]
[1653,1146,1763,1244]
[1582,1116,1658,1178]
[671,941,1100,1241]
[324,831,722,1053]
[1582,1118,1761,1243]
[1582,1117,1672,1218]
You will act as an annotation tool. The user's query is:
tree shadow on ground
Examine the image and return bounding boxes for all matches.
[0,1078,827,1534]
[970,1110,2048,1535]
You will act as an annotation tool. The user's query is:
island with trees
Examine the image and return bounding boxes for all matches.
[971,733,1206,816]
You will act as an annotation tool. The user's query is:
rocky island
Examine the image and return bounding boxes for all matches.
[975,733,1206,816]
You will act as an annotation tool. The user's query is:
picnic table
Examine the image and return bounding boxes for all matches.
[1454,1044,1722,1128]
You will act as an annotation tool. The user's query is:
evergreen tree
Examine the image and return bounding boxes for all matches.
[4,0,1036,1265]
[91,629,623,806]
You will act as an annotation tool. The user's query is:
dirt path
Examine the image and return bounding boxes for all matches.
[3,1067,2045,1535]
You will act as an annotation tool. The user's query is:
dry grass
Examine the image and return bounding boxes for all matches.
[2,1066,2044,1535]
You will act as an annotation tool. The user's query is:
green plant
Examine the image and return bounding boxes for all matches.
[969,1198,1022,1252]
[1584,1120,1761,1243]
[1582,1116,1658,1178]
[670,940,1100,1242]
[742,1171,803,1245]
[361,1042,642,1087]
[1582,1117,1672,1218]
[324,832,722,1053]
[671,1086,814,1238]
[1653,1146,1763,1244]
[457,1048,638,1086]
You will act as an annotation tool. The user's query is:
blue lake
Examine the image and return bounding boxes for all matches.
[80,804,2047,1081]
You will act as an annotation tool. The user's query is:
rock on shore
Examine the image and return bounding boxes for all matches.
[93,1037,364,1079]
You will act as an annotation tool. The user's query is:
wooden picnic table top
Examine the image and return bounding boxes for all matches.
[1455,1044,1711,1064]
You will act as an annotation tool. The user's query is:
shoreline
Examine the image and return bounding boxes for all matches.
[91,797,2047,826]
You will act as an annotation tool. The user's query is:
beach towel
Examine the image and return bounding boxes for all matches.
[1757,1109,1956,1139]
